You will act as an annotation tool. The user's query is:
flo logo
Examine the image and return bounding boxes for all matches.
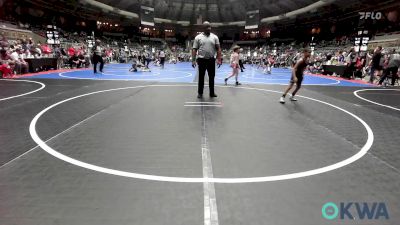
[322,202,389,220]
[359,12,382,20]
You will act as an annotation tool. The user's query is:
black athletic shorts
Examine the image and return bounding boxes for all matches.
[160,57,165,65]
[290,74,303,85]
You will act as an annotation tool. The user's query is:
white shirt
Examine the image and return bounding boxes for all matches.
[159,51,165,58]
[10,52,19,61]
[230,52,239,65]
[94,46,102,55]
[193,33,220,59]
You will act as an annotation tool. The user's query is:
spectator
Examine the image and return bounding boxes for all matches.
[344,48,356,78]
[30,44,41,58]
[379,49,400,86]
[0,35,9,49]
[338,51,345,63]
[354,53,366,78]
[68,46,76,57]
[10,47,29,74]
[69,52,81,68]
[0,61,15,78]
[82,50,91,67]
[26,38,34,50]
[369,46,383,83]
[0,49,12,64]
[41,43,52,57]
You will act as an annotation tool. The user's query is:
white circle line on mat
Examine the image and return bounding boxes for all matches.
[0,79,46,101]
[354,89,400,111]
[30,84,373,183]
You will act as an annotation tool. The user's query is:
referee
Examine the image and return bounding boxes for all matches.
[192,21,222,98]
[92,39,104,74]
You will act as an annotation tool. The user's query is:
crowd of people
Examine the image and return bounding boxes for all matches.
[0,35,50,77]
[0,31,176,77]
[227,44,399,86]
[0,26,399,87]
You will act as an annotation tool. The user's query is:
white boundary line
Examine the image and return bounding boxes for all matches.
[101,72,161,77]
[0,79,46,102]
[185,105,222,107]
[59,70,192,81]
[217,67,341,86]
[59,64,340,85]
[242,76,289,80]
[354,89,400,111]
[201,106,219,225]
[28,84,374,183]
[0,111,102,169]
[215,75,340,86]
[185,102,222,104]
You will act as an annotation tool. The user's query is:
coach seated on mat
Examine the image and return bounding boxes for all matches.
[69,52,82,68]
[79,52,90,68]
[129,56,150,72]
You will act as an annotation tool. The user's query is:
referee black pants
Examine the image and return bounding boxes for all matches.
[93,54,104,73]
[197,58,216,95]
[239,60,245,71]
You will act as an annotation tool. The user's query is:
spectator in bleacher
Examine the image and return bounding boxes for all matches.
[26,38,34,50]
[30,44,41,58]
[0,35,8,49]
[325,54,333,65]
[344,48,357,78]
[41,43,52,57]
[379,49,400,86]
[68,46,75,57]
[23,47,34,58]
[0,49,12,64]
[21,39,28,52]
[338,51,345,63]
[10,47,29,74]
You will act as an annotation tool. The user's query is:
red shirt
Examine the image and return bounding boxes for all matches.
[41,45,52,54]
[0,64,13,77]
[106,50,112,57]
[68,47,76,57]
